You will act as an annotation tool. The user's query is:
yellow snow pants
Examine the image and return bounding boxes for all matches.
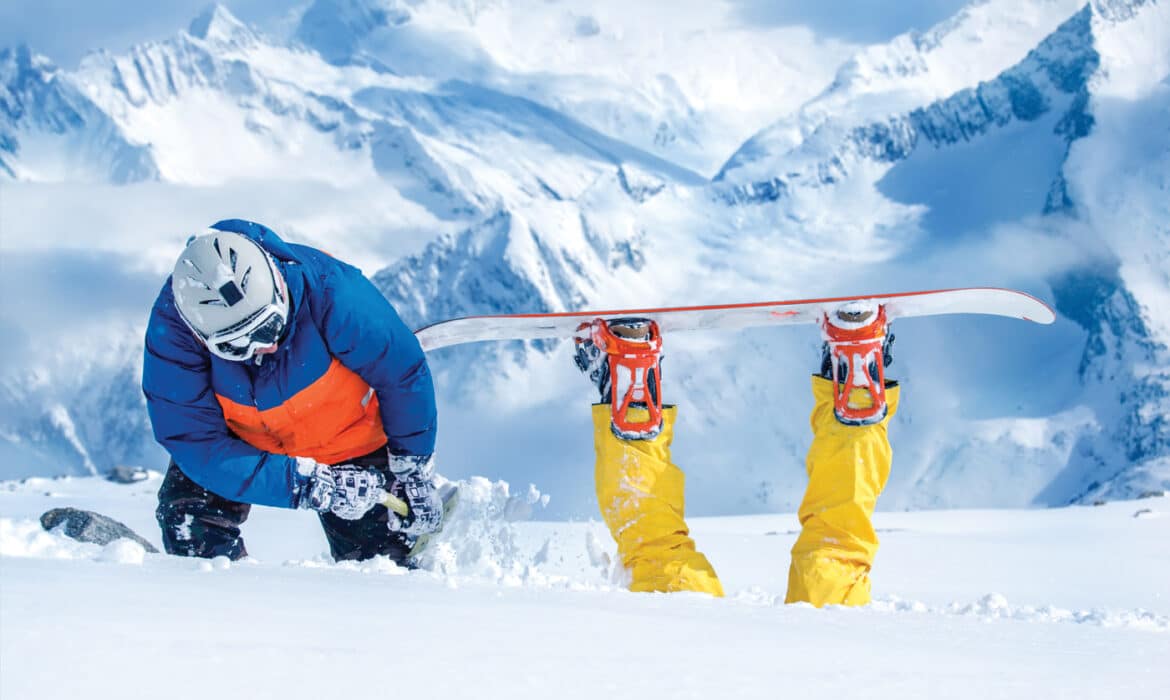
[592,404,724,597]
[785,376,900,607]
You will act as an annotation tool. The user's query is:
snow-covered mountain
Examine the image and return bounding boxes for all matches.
[0,46,157,182]
[1,0,1167,516]
[698,0,1170,510]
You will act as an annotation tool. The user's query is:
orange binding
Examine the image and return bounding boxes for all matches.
[578,318,664,439]
[821,304,889,426]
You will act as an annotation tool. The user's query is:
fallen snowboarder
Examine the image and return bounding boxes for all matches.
[572,307,899,606]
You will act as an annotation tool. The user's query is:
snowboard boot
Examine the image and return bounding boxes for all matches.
[819,301,895,426]
[574,317,663,440]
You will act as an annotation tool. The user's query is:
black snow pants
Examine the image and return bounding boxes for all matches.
[155,447,412,564]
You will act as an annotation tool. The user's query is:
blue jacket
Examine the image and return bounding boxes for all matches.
[142,219,436,508]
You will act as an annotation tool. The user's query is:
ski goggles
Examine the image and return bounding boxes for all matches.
[205,306,287,361]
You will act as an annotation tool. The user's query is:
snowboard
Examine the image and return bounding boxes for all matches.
[42,490,459,565]
[412,287,1056,351]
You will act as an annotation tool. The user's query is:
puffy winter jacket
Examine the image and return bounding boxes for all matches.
[142,219,436,508]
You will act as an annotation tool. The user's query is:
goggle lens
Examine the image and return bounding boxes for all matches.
[212,311,285,360]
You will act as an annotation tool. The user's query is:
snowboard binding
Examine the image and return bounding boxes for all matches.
[820,302,892,426]
[574,317,664,440]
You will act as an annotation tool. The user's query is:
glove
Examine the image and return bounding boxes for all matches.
[386,454,443,538]
[295,459,386,520]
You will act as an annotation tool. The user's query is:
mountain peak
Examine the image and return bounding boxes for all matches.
[0,45,59,97]
[1,44,56,76]
[187,4,256,47]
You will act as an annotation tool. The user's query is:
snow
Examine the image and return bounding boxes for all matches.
[1,473,1167,699]
[95,537,147,564]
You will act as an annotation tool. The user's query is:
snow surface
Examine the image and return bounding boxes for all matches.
[1,473,1168,699]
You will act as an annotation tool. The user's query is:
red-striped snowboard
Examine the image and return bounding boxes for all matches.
[413,287,1056,351]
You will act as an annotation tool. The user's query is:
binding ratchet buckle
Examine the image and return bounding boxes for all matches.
[821,304,889,426]
[579,317,664,440]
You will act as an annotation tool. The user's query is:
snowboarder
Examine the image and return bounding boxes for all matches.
[574,304,898,606]
[143,220,442,564]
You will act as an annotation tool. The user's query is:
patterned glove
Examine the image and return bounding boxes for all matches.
[386,454,443,538]
[295,459,386,520]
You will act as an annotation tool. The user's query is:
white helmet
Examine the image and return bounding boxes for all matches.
[172,230,289,362]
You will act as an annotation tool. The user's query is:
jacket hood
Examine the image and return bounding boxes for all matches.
[208,219,302,264]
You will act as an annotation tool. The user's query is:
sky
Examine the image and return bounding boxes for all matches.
[0,0,301,67]
[729,0,973,43]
